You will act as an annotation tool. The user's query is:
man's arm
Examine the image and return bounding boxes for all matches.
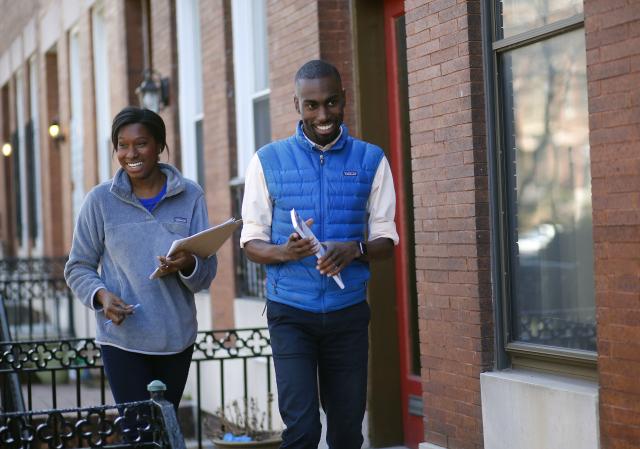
[316,238,394,276]
[244,228,319,265]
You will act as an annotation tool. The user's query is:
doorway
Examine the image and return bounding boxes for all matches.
[384,0,423,447]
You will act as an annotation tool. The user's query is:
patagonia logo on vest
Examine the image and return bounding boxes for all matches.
[343,170,358,176]
[174,217,187,223]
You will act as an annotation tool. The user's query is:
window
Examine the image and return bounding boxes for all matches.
[484,0,595,371]
[92,2,112,183]
[177,0,205,188]
[231,0,271,178]
[231,0,270,299]
[69,27,84,224]
[28,56,43,254]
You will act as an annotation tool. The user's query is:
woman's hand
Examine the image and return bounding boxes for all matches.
[156,250,197,277]
[94,289,137,325]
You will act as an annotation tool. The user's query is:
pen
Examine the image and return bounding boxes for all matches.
[104,303,141,326]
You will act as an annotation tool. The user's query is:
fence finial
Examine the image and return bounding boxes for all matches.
[147,379,167,400]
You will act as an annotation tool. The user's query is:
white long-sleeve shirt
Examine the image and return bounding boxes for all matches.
[240,151,399,247]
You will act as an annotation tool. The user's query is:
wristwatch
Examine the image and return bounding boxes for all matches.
[358,241,368,258]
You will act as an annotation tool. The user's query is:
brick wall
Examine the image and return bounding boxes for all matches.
[41,50,65,256]
[151,0,180,168]
[0,84,12,255]
[55,32,73,252]
[404,0,493,448]
[200,0,236,329]
[584,1,640,448]
[317,0,356,133]
[267,0,320,140]
[268,0,357,141]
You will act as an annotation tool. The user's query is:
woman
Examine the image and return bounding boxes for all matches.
[64,106,217,410]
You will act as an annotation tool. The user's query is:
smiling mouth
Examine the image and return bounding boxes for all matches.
[315,123,334,133]
[127,161,143,168]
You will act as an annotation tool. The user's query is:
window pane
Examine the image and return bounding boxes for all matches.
[500,29,595,351]
[498,0,583,39]
[252,0,269,92]
[253,96,271,150]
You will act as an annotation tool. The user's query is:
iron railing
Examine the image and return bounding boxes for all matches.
[0,328,275,448]
[231,181,266,299]
[0,384,186,449]
[0,257,74,340]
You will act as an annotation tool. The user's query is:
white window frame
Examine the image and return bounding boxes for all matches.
[29,56,43,255]
[69,26,84,224]
[92,2,112,183]
[176,0,204,186]
[232,0,270,179]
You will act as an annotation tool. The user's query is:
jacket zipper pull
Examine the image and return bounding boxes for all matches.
[320,153,324,165]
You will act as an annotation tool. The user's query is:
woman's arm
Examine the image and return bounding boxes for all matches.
[176,194,218,293]
[64,190,109,310]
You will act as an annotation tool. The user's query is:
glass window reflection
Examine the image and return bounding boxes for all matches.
[500,29,596,351]
[498,0,583,39]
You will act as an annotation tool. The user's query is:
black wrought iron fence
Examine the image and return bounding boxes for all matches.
[0,257,74,340]
[0,328,275,449]
[231,181,266,299]
[0,382,186,449]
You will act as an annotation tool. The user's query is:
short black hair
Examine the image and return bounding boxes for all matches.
[294,60,342,85]
[111,106,167,152]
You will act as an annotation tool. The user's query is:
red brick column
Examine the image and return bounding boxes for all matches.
[584,1,640,448]
[405,0,493,448]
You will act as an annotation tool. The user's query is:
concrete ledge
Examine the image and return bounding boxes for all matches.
[481,370,599,449]
[419,443,445,449]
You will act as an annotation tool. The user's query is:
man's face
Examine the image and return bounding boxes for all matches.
[294,76,345,146]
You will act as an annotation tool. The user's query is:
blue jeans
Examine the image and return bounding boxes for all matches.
[267,300,370,449]
[100,344,193,411]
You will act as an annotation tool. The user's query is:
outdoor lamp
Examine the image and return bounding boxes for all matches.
[48,120,65,142]
[136,69,170,113]
[1,142,11,157]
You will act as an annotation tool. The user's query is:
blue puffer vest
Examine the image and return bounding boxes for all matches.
[258,123,384,313]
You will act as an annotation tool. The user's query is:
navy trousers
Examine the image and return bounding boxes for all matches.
[267,300,370,449]
[100,344,194,411]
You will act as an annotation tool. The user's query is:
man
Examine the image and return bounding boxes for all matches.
[241,59,398,449]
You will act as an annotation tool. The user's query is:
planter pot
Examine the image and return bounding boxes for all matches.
[212,437,282,449]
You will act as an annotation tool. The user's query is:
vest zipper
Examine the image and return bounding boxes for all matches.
[319,150,326,313]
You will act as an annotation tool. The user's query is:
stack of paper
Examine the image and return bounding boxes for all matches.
[150,218,242,279]
[290,208,345,289]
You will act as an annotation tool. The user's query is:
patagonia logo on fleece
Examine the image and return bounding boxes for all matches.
[174,217,188,223]
[343,170,358,176]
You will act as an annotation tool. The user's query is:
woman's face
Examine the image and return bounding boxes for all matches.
[116,123,161,182]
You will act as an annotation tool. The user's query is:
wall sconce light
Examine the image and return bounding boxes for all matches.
[136,69,170,113]
[1,142,11,157]
[48,120,65,143]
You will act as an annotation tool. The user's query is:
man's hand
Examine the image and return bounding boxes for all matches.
[156,250,197,277]
[316,241,360,276]
[282,218,319,261]
[244,218,319,264]
[94,289,137,326]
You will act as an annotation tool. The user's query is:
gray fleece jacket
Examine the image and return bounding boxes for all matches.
[64,163,217,354]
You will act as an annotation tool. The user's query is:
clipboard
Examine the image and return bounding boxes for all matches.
[149,218,242,279]
[290,208,345,289]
